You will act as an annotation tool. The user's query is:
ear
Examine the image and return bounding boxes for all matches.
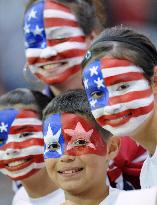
[84,30,98,48]
[106,136,120,160]
[151,66,157,95]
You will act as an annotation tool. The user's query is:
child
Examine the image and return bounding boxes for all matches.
[82,25,157,188]
[0,88,64,204]
[23,0,146,190]
[43,89,121,205]
[23,0,104,96]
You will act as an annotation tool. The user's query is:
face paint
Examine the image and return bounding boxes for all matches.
[0,109,44,180]
[43,113,107,159]
[24,0,87,85]
[83,57,154,136]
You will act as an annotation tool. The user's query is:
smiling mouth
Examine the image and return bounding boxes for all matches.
[105,112,132,126]
[40,62,67,71]
[58,168,83,175]
[6,157,32,171]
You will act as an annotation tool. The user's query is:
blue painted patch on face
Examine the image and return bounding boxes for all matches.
[24,0,46,49]
[43,113,65,159]
[82,59,109,111]
[0,109,18,147]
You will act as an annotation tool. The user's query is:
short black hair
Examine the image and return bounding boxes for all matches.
[82,25,157,81]
[0,88,50,119]
[43,89,111,141]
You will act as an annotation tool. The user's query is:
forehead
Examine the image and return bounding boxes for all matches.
[25,0,76,28]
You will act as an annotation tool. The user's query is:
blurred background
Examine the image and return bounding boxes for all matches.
[1,0,157,204]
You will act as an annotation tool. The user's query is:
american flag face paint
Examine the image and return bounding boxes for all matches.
[43,113,107,159]
[0,109,44,180]
[83,57,154,136]
[24,0,87,85]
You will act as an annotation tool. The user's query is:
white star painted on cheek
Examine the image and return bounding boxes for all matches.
[90,66,98,77]
[84,78,88,89]
[24,24,30,34]
[44,124,62,155]
[33,25,43,36]
[0,122,8,133]
[90,99,97,107]
[64,122,95,150]
[28,9,37,21]
[94,77,105,88]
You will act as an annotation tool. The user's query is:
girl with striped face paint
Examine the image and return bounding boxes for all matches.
[0,89,65,205]
[43,89,120,205]
[0,108,44,180]
[24,0,103,96]
[82,25,157,189]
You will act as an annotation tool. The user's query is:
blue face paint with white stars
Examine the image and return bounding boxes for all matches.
[24,0,46,49]
[43,113,65,159]
[0,109,18,147]
[82,59,109,111]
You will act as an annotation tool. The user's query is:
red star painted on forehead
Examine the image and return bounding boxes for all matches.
[64,122,96,150]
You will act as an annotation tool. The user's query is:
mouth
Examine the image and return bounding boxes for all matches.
[5,157,33,171]
[40,62,67,73]
[105,112,132,127]
[58,167,84,176]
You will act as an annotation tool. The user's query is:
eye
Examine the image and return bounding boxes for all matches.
[19,132,34,138]
[73,139,88,147]
[117,83,129,91]
[91,91,104,99]
[0,139,4,147]
[48,142,60,151]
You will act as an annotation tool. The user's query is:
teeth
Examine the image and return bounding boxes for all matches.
[61,168,82,174]
[109,114,131,123]
[43,64,60,70]
[8,160,27,167]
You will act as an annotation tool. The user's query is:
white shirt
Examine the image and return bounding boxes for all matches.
[140,146,157,189]
[12,186,65,205]
[100,187,122,205]
[115,187,157,205]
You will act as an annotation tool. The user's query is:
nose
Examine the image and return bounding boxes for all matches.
[40,47,57,58]
[5,148,20,157]
[60,154,75,163]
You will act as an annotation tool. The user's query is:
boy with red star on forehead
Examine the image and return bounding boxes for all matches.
[43,89,121,205]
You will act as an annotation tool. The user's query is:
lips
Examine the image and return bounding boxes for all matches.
[5,156,33,171]
[40,61,67,72]
[98,111,132,127]
[105,113,132,127]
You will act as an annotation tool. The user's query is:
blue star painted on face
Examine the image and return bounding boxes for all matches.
[82,59,109,111]
[0,109,18,147]
[24,0,46,49]
[43,113,65,159]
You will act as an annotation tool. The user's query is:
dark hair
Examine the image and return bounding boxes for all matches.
[43,89,111,141]
[82,25,157,81]
[26,0,104,35]
[0,88,50,119]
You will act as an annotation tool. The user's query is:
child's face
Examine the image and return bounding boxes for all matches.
[24,1,87,85]
[43,113,109,192]
[82,57,154,136]
[0,109,44,180]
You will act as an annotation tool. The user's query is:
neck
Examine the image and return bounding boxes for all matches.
[130,110,157,155]
[21,168,58,198]
[50,71,83,96]
[64,185,109,205]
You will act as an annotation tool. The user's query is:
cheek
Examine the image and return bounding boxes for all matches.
[45,158,56,176]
